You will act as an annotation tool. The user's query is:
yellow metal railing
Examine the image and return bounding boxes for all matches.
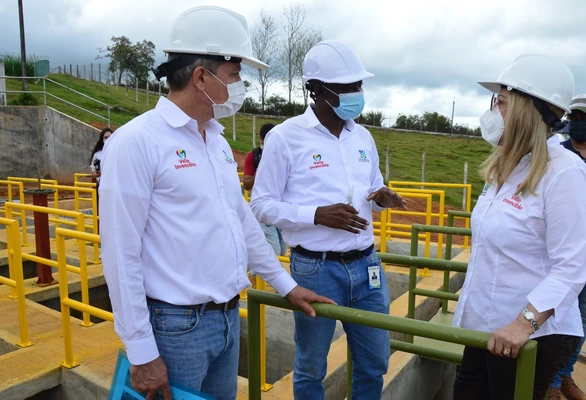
[389,181,472,248]
[73,173,93,184]
[0,217,33,347]
[0,180,28,246]
[56,228,108,368]
[374,192,432,251]
[7,177,58,186]
[393,188,445,260]
[40,184,99,264]
[4,202,94,326]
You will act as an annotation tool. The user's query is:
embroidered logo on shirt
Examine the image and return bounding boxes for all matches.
[223,150,237,165]
[310,153,329,170]
[503,194,523,210]
[174,149,196,169]
[480,179,494,196]
[358,150,370,163]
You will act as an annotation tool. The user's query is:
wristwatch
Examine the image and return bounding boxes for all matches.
[521,308,539,333]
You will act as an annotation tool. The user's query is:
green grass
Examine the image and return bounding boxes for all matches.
[6,74,493,206]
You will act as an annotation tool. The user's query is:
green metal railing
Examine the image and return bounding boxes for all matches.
[406,225,471,333]
[247,290,537,400]
[444,211,472,313]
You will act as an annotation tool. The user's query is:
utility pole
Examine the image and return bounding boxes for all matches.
[18,0,28,91]
[450,97,455,135]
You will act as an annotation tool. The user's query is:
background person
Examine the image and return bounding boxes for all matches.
[548,94,586,400]
[90,127,112,183]
[453,54,586,400]
[244,123,287,259]
[251,40,406,400]
[89,127,112,214]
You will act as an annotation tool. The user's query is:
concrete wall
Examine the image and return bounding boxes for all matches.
[0,106,98,182]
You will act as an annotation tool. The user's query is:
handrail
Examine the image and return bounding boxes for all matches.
[408,224,472,330]
[389,181,472,248]
[40,183,99,263]
[392,188,446,259]
[247,290,537,400]
[4,202,93,325]
[56,228,106,368]
[375,192,432,262]
[1,76,112,127]
[0,217,32,347]
[45,92,109,122]
[0,180,28,245]
[45,77,110,107]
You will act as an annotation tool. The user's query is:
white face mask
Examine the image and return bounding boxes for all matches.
[203,70,246,119]
[480,108,505,146]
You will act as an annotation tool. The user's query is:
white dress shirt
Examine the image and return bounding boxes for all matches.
[250,106,386,252]
[453,136,586,338]
[99,97,297,365]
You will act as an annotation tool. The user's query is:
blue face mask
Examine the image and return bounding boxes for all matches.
[324,87,365,120]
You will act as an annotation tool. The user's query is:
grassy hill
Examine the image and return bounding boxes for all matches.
[6,74,493,206]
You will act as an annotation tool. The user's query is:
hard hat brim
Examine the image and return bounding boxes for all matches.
[303,71,375,85]
[570,104,586,114]
[163,48,269,70]
[478,80,572,113]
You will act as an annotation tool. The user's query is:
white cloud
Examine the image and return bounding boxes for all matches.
[2,0,585,127]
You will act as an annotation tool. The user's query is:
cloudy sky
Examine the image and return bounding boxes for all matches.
[1,0,585,127]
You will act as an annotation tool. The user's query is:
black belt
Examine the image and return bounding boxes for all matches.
[292,244,374,263]
[146,294,240,312]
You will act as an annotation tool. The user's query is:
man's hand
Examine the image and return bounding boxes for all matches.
[366,188,407,209]
[130,356,173,400]
[286,286,336,317]
[314,203,369,234]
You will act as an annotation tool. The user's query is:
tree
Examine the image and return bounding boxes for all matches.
[265,94,288,116]
[422,112,451,133]
[358,110,384,126]
[294,26,323,107]
[97,36,156,85]
[281,4,306,104]
[251,9,280,114]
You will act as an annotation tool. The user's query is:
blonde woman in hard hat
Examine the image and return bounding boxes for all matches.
[452,55,586,400]
[99,7,333,400]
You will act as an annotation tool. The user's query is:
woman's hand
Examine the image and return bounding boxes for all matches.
[487,319,533,359]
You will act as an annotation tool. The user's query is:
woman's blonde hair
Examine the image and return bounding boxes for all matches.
[480,90,564,195]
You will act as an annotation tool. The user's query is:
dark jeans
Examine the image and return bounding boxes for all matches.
[453,334,581,400]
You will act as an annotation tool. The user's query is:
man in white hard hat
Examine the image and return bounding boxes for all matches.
[251,40,406,399]
[99,7,333,400]
[547,94,586,400]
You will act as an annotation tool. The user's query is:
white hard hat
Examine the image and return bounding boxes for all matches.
[478,54,574,113]
[570,94,586,114]
[164,6,268,70]
[302,40,374,84]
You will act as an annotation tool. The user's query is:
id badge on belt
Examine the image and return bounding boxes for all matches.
[368,264,381,290]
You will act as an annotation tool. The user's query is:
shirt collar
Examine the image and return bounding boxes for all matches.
[155,97,225,135]
[297,105,356,132]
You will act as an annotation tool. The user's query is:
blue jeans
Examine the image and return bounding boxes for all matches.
[290,249,391,400]
[147,299,240,400]
[261,223,287,256]
[550,285,586,388]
